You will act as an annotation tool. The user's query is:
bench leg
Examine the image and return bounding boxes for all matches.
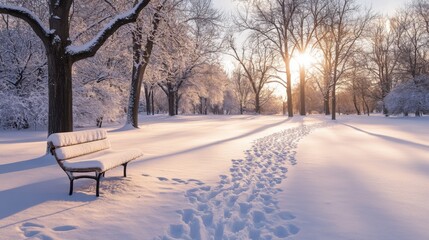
[69,179,74,196]
[122,162,128,177]
[96,173,102,197]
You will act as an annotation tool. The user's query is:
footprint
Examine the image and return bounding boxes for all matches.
[273,225,289,238]
[169,224,185,238]
[52,225,78,232]
[19,222,77,239]
[252,211,266,224]
[287,224,300,235]
[278,211,296,220]
[157,177,169,181]
[188,179,204,185]
[231,218,246,233]
[20,222,45,237]
[172,178,188,184]
[239,202,252,215]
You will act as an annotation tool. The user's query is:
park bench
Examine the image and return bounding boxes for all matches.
[47,129,143,197]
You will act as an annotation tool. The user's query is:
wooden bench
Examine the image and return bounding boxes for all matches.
[47,129,143,197]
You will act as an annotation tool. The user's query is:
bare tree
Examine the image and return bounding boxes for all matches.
[127,0,166,127]
[414,0,429,34]
[290,0,327,115]
[0,0,151,134]
[229,36,276,114]
[236,0,300,117]
[321,0,372,120]
[365,16,399,115]
[393,6,428,79]
[314,23,334,115]
[231,66,252,114]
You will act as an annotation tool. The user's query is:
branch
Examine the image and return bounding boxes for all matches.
[267,79,287,89]
[0,4,50,46]
[68,0,151,62]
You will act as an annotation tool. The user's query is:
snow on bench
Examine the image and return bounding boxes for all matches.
[47,129,143,197]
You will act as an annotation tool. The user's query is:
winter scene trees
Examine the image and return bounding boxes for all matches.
[1,0,429,239]
[1,0,428,132]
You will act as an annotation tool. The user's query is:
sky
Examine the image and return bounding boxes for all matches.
[213,0,409,15]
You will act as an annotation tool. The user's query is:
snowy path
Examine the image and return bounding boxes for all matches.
[158,122,328,239]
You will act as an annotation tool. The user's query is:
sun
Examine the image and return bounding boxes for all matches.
[295,51,316,68]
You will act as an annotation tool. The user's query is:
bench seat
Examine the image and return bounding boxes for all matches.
[62,149,143,172]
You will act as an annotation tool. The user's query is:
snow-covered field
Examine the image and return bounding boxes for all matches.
[1,114,428,239]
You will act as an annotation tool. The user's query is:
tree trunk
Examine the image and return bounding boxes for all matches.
[127,62,143,126]
[144,84,151,115]
[47,2,73,135]
[151,88,154,115]
[286,63,293,117]
[255,93,260,114]
[126,6,162,126]
[283,101,286,115]
[175,91,179,115]
[47,52,73,134]
[299,65,306,116]
[324,92,330,115]
[200,97,204,114]
[168,91,175,116]
[126,22,145,127]
[331,83,336,120]
[167,82,175,116]
[352,91,361,115]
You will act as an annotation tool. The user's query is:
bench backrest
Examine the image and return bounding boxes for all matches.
[48,129,111,161]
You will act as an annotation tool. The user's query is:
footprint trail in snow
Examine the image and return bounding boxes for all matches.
[159,122,326,239]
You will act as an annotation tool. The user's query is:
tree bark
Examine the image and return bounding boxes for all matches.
[144,84,151,115]
[47,51,73,134]
[175,91,179,115]
[167,83,175,116]
[255,93,261,114]
[151,88,154,115]
[324,94,330,115]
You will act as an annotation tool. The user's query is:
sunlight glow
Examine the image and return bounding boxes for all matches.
[295,51,316,68]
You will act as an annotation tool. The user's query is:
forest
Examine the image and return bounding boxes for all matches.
[1,0,429,133]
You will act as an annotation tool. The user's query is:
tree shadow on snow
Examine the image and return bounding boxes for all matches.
[342,123,429,150]
[0,155,55,174]
[141,118,292,162]
[0,177,96,227]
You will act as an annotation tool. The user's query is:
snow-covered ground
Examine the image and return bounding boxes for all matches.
[1,114,428,239]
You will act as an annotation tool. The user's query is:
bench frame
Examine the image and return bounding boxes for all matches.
[48,141,130,197]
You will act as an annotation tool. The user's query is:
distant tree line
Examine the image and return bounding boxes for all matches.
[1,0,428,132]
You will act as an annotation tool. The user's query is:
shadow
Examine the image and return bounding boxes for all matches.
[142,117,291,162]
[0,155,55,174]
[0,134,46,144]
[342,123,429,150]
[0,177,96,222]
